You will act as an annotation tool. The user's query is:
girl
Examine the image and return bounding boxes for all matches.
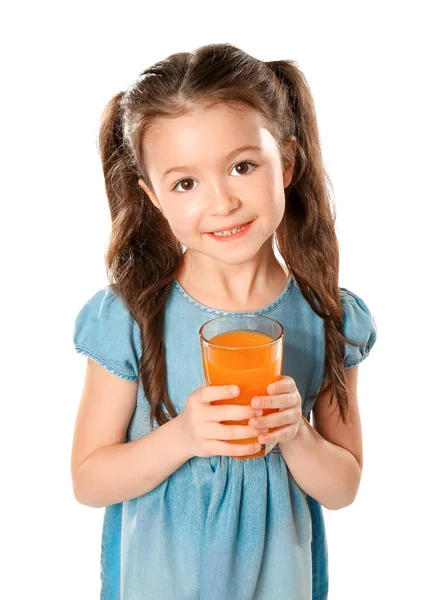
[71,43,377,600]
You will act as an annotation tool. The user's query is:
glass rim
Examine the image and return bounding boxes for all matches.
[199,313,284,350]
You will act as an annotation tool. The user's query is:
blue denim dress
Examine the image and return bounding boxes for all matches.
[73,274,377,600]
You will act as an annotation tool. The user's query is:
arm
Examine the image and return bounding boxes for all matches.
[278,365,363,510]
[71,359,192,508]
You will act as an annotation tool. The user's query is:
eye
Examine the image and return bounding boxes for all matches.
[172,160,257,193]
[172,178,197,193]
[231,160,257,177]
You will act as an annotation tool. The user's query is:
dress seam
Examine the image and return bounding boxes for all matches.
[344,346,373,369]
[172,275,296,316]
[74,344,138,381]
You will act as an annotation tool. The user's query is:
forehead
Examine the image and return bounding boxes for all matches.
[143,103,276,175]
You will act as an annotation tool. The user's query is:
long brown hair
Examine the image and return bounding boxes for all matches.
[98,43,365,429]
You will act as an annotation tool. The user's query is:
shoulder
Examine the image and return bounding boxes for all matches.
[73,285,140,381]
[73,286,141,343]
[74,285,139,329]
[339,287,377,369]
[75,285,132,318]
[340,287,372,312]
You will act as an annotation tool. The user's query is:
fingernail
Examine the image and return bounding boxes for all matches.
[254,409,263,417]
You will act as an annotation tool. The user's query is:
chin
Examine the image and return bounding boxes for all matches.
[214,244,265,265]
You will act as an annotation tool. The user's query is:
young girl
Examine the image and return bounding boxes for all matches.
[71,43,377,600]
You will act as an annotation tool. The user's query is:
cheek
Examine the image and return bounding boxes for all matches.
[163,201,203,239]
[273,191,286,225]
[254,177,286,225]
[269,171,287,223]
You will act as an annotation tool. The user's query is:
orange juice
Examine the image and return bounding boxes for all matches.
[202,329,283,459]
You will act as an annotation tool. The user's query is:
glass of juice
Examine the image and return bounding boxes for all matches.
[199,314,284,459]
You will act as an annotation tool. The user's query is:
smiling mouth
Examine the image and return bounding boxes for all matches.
[206,220,255,241]
[209,221,252,236]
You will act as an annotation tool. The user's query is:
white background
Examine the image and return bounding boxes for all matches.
[2,1,439,598]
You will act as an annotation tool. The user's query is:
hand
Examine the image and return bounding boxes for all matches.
[248,376,303,446]
[178,383,267,458]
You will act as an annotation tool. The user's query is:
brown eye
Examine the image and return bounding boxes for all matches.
[234,161,254,175]
[173,178,196,192]
[180,179,194,190]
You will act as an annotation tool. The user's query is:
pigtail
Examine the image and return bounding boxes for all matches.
[99,90,184,429]
[266,60,366,423]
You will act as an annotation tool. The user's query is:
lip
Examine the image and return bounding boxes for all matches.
[209,221,252,234]
[206,220,254,242]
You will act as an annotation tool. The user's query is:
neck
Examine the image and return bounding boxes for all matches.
[176,239,289,311]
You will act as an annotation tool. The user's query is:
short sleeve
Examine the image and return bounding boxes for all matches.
[73,286,140,381]
[340,288,377,369]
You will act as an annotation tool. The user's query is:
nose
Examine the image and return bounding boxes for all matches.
[208,181,240,216]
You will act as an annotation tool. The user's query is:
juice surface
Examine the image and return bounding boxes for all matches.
[204,329,282,459]
[210,329,273,348]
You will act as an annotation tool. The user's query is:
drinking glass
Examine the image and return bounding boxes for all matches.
[199,314,284,459]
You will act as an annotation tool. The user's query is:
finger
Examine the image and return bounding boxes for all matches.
[258,423,299,445]
[212,422,269,441]
[251,391,301,410]
[249,407,297,430]
[267,376,298,395]
[208,440,263,457]
[200,384,240,404]
[208,404,256,423]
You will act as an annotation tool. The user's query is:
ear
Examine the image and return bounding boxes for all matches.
[283,135,296,189]
[138,178,163,213]
[283,161,295,189]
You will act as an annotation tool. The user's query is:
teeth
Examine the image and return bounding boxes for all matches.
[212,223,247,236]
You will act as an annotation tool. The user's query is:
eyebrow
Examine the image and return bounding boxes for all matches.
[161,145,263,180]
